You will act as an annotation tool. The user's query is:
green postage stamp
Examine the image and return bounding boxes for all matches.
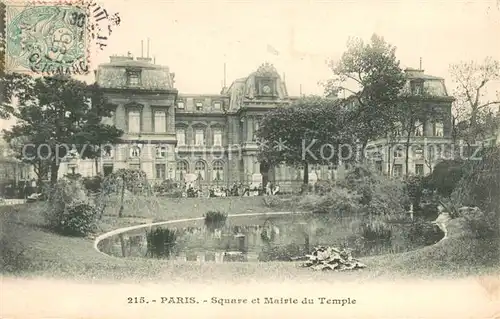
[4,0,90,74]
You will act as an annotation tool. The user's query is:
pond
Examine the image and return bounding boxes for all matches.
[97,213,444,262]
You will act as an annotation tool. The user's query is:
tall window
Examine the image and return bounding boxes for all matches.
[176,129,186,146]
[213,102,221,110]
[177,101,185,109]
[327,163,337,180]
[415,164,424,176]
[212,160,224,181]
[154,111,166,133]
[253,120,260,141]
[195,161,206,180]
[155,164,166,180]
[414,121,423,136]
[393,164,403,177]
[434,121,444,137]
[176,161,188,181]
[195,102,203,111]
[213,128,222,146]
[128,110,141,133]
[195,129,205,146]
[156,145,166,158]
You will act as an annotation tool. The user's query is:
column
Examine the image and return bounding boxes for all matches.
[246,117,253,142]
[167,105,175,134]
[142,104,152,132]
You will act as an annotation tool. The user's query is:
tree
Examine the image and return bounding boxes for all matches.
[1,73,123,185]
[256,96,354,186]
[324,34,407,157]
[449,57,500,145]
[104,169,148,217]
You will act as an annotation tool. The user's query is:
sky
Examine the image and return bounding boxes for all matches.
[2,0,500,129]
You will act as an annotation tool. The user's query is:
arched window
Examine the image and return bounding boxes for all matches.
[130,145,141,158]
[195,161,206,180]
[212,160,224,181]
[176,161,188,181]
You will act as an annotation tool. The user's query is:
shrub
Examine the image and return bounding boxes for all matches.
[146,228,177,258]
[82,176,103,194]
[262,195,295,209]
[342,165,409,215]
[204,211,228,232]
[44,179,98,237]
[298,187,362,215]
[452,146,500,213]
[424,159,465,198]
[403,220,444,246]
[258,243,305,261]
[163,189,184,198]
[54,203,99,237]
[461,208,498,241]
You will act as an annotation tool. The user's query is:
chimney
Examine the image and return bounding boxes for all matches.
[147,38,150,58]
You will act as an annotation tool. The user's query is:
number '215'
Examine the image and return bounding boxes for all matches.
[128,297,146,304]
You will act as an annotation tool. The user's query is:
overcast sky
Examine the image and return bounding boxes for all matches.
[2,0,500,129]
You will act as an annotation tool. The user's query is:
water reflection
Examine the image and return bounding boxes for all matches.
[97,214,444,262]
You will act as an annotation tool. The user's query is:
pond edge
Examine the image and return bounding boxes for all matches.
[93,211,305,257]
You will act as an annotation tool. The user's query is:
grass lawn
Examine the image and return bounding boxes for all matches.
[1,197,499,284]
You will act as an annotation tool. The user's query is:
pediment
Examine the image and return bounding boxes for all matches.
[124,101,144,109]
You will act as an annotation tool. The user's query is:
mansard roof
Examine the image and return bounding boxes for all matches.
[224,63,290,110]
[96,55,175,91]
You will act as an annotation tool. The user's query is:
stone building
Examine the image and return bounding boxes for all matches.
[59,55,455,189]
[68,55,306,191]
[364,68,455,176]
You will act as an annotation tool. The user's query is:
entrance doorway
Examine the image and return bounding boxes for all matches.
[103,165,114,177]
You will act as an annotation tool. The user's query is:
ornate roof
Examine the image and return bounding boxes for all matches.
[225,63,289,110]
[254,62,280,77]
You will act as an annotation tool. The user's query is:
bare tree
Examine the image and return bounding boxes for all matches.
[449,57,500,146]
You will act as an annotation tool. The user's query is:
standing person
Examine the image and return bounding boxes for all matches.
[265,182,272,196]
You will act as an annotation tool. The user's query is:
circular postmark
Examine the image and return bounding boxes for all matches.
[6,5,89,74]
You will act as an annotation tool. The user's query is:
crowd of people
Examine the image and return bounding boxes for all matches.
[184,182,281,198]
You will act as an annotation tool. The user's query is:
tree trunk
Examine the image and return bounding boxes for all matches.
[405,130,411,176]
[302,162,309,191]
[118,176,125,218]
[50,161,59,185]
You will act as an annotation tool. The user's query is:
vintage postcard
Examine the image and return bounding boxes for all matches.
[1,0,499,318]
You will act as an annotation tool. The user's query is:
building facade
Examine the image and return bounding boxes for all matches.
[59,55,455,190]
